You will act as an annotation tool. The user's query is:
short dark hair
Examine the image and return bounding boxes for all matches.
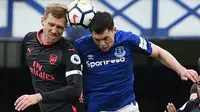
[190,84,197,95]
[88,11,114,34]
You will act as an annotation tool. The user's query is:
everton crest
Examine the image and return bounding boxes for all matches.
[114,46,126,58]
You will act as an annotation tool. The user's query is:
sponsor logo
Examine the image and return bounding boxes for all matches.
[27,48,33,54]
[30,61,54,80]
[68,47,75,52]
[87,54,94,60]
[86,57,125,68]
[73,14,79,25]
[70,54,81,64]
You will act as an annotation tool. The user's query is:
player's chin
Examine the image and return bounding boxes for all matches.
[100,48,110,52]
[51,36,61,42]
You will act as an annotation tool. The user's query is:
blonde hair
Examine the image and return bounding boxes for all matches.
[44,3,68,26]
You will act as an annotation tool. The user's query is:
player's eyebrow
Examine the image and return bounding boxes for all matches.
[57,25,65,30]
[48,22,65,29]
[94,35,109,40]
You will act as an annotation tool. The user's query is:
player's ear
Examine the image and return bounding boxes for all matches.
[113,26,116,33]
[41,16,45,26]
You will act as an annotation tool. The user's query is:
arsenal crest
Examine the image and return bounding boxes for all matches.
[49,54,57,65]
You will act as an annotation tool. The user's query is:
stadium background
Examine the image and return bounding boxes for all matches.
[0,0,199,112]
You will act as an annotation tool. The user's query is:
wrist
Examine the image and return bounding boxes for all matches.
[177,66,186,76]
[35,93,43,102]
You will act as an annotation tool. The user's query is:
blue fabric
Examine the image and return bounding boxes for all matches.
[74,29,152,112]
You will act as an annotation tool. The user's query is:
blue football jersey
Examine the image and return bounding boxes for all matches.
[74,30,152,112]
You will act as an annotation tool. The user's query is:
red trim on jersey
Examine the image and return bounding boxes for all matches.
[37,29,53,46]
[72,105,77,112]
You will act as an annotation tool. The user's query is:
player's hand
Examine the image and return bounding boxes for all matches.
[190,93,197,100]
[79,92,84,103]
[180,69,198,83]
[166,103,176,112]
[14,93,42,111]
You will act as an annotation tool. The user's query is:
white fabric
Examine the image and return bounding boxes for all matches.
[101,102,140,112]
[65,70,82,77]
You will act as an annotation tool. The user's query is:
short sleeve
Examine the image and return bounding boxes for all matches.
[62,44,82,77]
[127,32,152,55]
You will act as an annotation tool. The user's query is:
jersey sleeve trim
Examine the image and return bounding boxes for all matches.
[65,70,82,77]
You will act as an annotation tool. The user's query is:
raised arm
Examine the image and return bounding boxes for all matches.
[150,43,198,82]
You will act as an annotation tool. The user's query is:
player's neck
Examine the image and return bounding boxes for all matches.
[40,32,50,44]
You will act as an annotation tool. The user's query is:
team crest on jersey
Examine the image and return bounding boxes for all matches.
[49,54,57,65]
[87,54,94,60]
[70,54,81,64]
[114,46,126,58]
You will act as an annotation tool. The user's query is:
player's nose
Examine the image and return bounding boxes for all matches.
[51,27,57,34]
[99,40,105,46]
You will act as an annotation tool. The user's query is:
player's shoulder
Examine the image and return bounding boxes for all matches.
[24,32,37,38]
[23,31,37,44]
[117,29,138,37]
[115,29,138,43]
[75,34,92,43]
[61,37,71,44]
[74,34,92,47]
[60,38,74,48]
[61,38,80,59]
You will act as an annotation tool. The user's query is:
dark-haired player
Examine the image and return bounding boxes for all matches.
[74,11,198,112]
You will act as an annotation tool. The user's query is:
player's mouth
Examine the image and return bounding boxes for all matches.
[49,33,57,38]
[100,46,109,52]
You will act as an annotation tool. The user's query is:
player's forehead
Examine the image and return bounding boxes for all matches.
[46,13,66,27]
[92,29,111,39]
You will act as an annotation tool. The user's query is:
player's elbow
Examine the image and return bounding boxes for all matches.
[66,74,83,98]
[151,43,164,59]
[70,82,82,98]
[74,87,82,98]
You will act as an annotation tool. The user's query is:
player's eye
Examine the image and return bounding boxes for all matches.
[94,38,100,41]
[57,26,64,30]
[48,23,54,27]
[104,37,108,40]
